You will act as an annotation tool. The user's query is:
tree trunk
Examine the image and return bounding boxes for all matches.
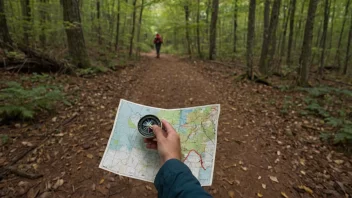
[343,10,352,74]
[335,0,350,69]
[196,0,202,57]
[298,0,319,86]
[233,0,238,53]
[21,0,31,46]
[136,0,144,56]
[184,3,192,57]
[0,0,12,45]
[279,2,290,66]
[205,0,211,43]
[263,0,270,41]
[129,0,137,57]
[329,0,336,49]
[209,0,219,60]
[294,1,306,51]
[259,0,281,75]
[287,0,296,66]
[319,0,330,76]
[115,0,120,51]
[97,0,102,45]
[62,0,91,68]
[246,0,256,79]
[39,0,47,48]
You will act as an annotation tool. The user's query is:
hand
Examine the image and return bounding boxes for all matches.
[144,120,181,165]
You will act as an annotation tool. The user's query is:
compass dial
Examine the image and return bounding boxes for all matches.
[137,115,162,138]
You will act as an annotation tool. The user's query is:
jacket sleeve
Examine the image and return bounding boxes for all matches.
[154,159,213,198]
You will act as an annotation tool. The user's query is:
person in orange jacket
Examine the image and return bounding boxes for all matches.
[154,34,163,58]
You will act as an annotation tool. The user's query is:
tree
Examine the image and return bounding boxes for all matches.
[196,0,202,57]
[319,0,330,76]
[21,0,31,46]
[129,0,137,57]
[233,0,238,53]
[335,0,350,69]
[62,0,91,68]
[246,0,256,79]
[39,0,47,47]
[209,0,219,60]
[0,0,12,45]
[298,0,319,86]
[96,0,102,45]
[259,0,281,75]
[115,0,121,51]
[263,0,270,42]
[278,2,289,65]
[184,2,191,57]
[136,0,145,56]
[287,0,297,66]
[343,9,352,74]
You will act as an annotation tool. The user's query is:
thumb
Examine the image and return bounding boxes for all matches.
[152,125,165,140]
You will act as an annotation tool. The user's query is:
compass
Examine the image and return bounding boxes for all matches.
[137,115,162,138]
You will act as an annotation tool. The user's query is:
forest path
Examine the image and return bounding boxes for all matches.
[4,53,344,198]
[122,53,302,197]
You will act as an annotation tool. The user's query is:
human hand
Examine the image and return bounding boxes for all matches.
[144,120,181,165]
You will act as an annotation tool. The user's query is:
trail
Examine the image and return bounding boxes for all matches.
[123,53,303,197]
[2,53,350,198]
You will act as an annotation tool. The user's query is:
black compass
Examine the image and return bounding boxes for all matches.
[137,115,162,138]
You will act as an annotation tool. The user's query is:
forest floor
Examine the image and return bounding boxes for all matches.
[0,53,352,198]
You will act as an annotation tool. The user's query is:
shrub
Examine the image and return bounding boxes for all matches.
[0,81,68,121]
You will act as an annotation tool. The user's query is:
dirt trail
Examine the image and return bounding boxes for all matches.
[1,53,350,198]
[123,53,302,197]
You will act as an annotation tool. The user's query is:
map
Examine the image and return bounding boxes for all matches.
[99,99,220,186]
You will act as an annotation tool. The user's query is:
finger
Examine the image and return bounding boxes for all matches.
[152,125,166,140]
[161,119,177,135]
[144,138,156,143]
[146,143,157,150]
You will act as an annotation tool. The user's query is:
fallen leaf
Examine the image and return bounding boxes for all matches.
[91,183,96,191]
[334,160,344,165]
[145,185,152,190]
[298,185,313,194]
[269,176,279,183]
[96,186,108,196]
[224,138,229,142]
[262,184,266,189]
[54,133,65,137]
[258,176,262,180]
[257,192,263,197]
[22,141,33,147]
[223,178,234,185]
[241,166,248,171]
[27,187,40,198]
[86,154,93,159]
[300,158,305,166]
[277,151,281,156]
[52,117,57,122]
[239,161,243,165]
[52,179,64,190]
[99,178,105,184]
[38,192,52,198]
[228,190,235,198]
[300,170,306,175]
[281,192,289,198]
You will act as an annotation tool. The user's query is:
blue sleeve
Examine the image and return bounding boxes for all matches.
[154,159,213,198]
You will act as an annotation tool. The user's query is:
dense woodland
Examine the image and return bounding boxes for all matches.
[0,0,351,83]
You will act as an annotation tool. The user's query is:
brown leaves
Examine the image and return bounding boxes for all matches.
[86,154,94,159]
[52,179,64,190]
[298,185,313,195]
[281,192,289,198]
[228,190,235,198]
[269,176,279,183]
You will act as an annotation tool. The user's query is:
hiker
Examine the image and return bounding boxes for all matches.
[154,34,163,58]
[144,120,212,198]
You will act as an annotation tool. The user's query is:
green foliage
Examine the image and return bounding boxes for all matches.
[300,86,352,145]
[21,73,53,83]
[280,96,292,115]
[0,135,9,145]
[0,82,67,121]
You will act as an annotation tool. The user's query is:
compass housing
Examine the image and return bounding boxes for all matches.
[137,115,162,138]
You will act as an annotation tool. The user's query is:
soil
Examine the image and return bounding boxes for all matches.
[0,53,351,198]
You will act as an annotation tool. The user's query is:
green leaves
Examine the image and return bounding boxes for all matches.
[0,81,67,121]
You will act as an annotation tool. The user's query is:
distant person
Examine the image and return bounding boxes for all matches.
[144,120,212,198]
[154,34,163,58]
